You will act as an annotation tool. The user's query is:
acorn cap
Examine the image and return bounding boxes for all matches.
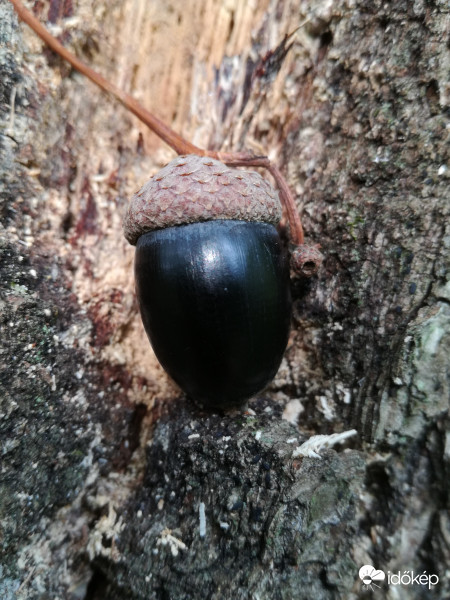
[123,154,282,245]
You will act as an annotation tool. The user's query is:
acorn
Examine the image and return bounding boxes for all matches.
[8,0,321,408]
[123,154,292,408]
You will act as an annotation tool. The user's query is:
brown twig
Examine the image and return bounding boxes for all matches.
[9,0,322,275]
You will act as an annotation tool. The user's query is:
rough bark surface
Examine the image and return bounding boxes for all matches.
[0,0,449,599]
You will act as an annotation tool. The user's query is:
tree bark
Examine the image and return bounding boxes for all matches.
[1,0,449,599]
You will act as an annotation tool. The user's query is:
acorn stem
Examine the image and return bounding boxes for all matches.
[266,164,304,245]
[9,0,309,266]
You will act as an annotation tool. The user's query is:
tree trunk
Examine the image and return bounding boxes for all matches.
[1,0,448,598]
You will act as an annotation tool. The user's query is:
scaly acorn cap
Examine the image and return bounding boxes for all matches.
[123,154,282,245]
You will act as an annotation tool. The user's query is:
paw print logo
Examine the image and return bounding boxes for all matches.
[359,565,386,591]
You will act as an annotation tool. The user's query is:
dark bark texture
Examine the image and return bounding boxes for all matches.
[1,0,449,598]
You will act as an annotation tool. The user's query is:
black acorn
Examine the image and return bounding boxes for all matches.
[124,155,292,408]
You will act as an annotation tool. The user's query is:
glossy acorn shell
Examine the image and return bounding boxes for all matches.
[135,219,291,408]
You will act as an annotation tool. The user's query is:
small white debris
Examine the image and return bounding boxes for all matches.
[292,429,357,459]
[393,377,403,386]
[255,431,262,441]
[438,165,447,176]
[286,437,298,444]
[188,433,200,440]
[317,395,335,421]
[86,503,124,560]
[221,436,231,442]
[137,510,143,518]
[156,529,187,557]
[444,430,450,462]
[282,399,304,424]
[29,269,37,278]
[157,499,164,510]
[246,408,256,416]
[199,502,206,538]
[336,382,352,405]
[43,308,51,317]
[219,521,230,530]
